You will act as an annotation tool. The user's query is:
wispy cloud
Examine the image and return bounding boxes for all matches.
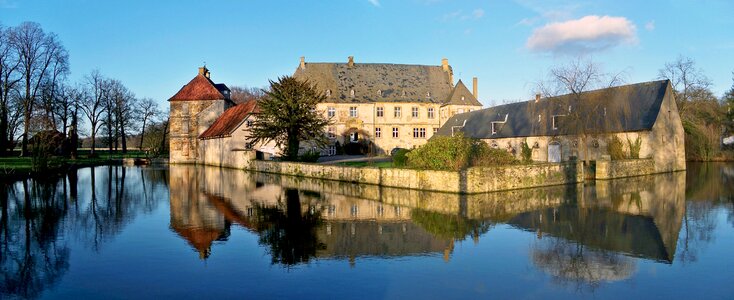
[442,8,485,22]
[526,15,637,55]
[368,0,380,7]
[0,0,18,8]
[645,20,655,31]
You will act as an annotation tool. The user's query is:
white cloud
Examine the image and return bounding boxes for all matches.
[368,0,380,7]
[526,15,638,55]
[645,20,655,31]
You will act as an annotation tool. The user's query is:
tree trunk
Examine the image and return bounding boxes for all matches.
[0,107,7,156]
[287,130,300,161]
[121,124,127,154]
[90,127,96,156]
[158,119,168,155]
[139,118,147,150]
[20,109,30,157]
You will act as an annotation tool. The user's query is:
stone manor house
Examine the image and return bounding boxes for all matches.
[168,57,482,164]
[168,59,686,174]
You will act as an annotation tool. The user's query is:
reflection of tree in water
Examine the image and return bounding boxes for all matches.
[0,178,70,299]
[532,238,635,292]
[0,166,169,298]
[409,209,493,242]
[252,188,326,266]
[679,163,734,263]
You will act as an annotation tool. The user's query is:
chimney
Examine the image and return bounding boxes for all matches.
[535,93,541,103]
[198,66,208,76]
[299,56,305,70]
[348,56,354,68]
[472,77,478,100]
[441,58,454,85]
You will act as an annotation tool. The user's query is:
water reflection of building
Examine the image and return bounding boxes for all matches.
[168,165,686,274]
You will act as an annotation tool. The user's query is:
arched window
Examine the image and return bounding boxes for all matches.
[326,89,331,97]
[350,89,355,97]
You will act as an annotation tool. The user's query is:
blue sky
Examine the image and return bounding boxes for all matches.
[2,0,733,108]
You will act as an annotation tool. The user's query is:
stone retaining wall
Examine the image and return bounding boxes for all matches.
[596,157,655,180]
[246,160,584,194]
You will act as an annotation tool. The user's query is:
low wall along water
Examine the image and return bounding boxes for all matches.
[245,160,584,194]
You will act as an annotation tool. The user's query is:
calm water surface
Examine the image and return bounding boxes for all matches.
[1,163,733,299]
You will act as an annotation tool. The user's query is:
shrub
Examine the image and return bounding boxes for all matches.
[607,135,626,160]
[392,149,410,167]
[405,133,517,171]
[520,141,532,163]
[298,150,320,162]
[627,136,642,159]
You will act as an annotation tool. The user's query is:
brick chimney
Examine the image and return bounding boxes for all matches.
[348,56,354,68]
[535,93,541,103]
[299,56,305,70]
[472,77,478,100]
[441,58,454,85]
[198,66,208,76]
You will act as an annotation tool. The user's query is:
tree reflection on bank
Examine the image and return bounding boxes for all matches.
[0,166,169,299]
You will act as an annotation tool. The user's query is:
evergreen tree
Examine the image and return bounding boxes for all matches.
[248,76,329,161]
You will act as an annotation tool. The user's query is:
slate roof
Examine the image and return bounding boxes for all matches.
[199,100,259,139]
[169,73,231,101]
[446,80,482,106]
[293,61,481,106]
[436,80,671,139]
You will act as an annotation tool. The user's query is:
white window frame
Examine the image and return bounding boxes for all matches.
[349,106,358,118]
[327,107,335,118]
[427,108,435,119]
[376,107,384,117]
[392,127,399,138]
[411,107,419,118]
[394,107,401,118]
[375,127,381,138]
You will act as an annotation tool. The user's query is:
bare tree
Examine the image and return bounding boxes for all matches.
[80,70,106,156]
[536,57,627,162]
[230,85,266,104]
[657,55,713,116]
[10,22,68,156]
[0,24,22,155]
[135,98,160,149]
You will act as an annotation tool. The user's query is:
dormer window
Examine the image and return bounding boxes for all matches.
[402,91,406,97]
[490,114,508,135]
[552,115,566,130]
[326,89,331,97]
[426,92,431,97]
[350,89,355,98]
[377,89,382,96]
[461,96,465,101]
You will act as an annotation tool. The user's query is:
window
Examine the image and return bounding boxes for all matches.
[433,128,438,134]
[411,107,419,118]
[552,115,565,130]
[246,120,253,127]
[350,204,358,216]
[394,107,402,118]
[377,89,382,96]
[375,127,381,138]
[328,126,336,138]
[326,89,331,97]
[376,107,384,117]
[349,106,358,118]
[328,145,336,156]
[392,127,399,138]
[491,123,498,135]
[413,128,426,139]
[327,107,335,118]
[426,92,431,97]
[350,131,359,142]
[350,89,355,98]
[427,108,435,119]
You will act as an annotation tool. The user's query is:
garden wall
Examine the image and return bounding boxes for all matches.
[595,157,656,180]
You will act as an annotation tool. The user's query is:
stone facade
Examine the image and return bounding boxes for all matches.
[437,80,686,174]
[295,57,483,154]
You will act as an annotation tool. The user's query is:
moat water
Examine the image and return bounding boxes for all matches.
[1,163,733,299]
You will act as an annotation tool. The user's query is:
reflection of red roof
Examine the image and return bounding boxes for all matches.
[199,100,259,139]
[169,74,228,101]
[171,226,222,259]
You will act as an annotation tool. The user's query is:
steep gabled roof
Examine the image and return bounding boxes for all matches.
[293,61,456,104]
[199,100,259,139]
[444,80,482,106]
[169,73,228,101]
[436,80,671,139]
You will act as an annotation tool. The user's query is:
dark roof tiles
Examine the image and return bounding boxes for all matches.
[436,80,671,139]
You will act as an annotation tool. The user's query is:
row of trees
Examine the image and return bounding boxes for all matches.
[0,22,166,157]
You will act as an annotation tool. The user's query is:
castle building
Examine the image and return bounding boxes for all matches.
[293,56,482,154]
[436,80,686,173]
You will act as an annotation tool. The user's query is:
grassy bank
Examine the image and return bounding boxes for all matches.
[0,150,160,180]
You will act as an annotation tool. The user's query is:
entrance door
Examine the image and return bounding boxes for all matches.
[548,142,561,163]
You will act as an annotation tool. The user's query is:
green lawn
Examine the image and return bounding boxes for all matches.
[337,161,394,168]
[0,150,161,176]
